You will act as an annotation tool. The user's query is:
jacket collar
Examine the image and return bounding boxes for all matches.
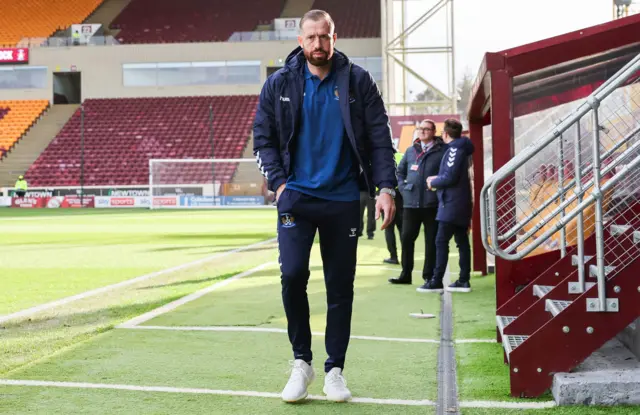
[413,137,443,155]
[303,58,338,80]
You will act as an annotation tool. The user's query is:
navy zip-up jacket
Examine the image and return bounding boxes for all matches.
[431,137,475,227]
[253,47,397,198]
[397,138,446,209]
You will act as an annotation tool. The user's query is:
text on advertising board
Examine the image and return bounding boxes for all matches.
[0,48,29,64]
[110,197,135,206]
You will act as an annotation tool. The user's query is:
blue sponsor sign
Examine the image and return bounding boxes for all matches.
[179,195,265,207]
[223,196,265,206]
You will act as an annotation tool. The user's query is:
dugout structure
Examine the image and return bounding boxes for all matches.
[467,14,640,308]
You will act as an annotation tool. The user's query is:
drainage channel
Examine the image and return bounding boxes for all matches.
[436,268,460,415]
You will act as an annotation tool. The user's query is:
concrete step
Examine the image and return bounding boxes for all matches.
[618,319,640,361]
[553,338,640,405]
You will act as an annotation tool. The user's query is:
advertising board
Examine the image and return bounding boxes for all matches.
[0,48,29,64]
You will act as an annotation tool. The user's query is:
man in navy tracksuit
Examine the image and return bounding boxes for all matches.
[421,118,474,293]
[253,10,397,403]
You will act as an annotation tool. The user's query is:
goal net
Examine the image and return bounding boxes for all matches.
[148,158,273,209]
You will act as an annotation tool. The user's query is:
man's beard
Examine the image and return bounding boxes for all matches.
[305,49,331,67]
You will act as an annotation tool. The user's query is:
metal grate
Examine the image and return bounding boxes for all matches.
[533,285,554,298]
[589,264,616,278]
[545,299,573,317]
[503,335,529,361]
[497,315,517,336]
[610,224,632,235]
[571,254,593,266]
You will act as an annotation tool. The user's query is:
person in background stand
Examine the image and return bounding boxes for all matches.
[14,175,28,197]
[382,151,405,264]
[389,120,445,285]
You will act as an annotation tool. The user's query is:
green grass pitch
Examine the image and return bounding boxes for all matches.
[0,208,636,414]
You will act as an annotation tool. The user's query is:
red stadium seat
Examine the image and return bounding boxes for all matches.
[111,0,285,44]
[310,0,381,38]
[24,96,258,187]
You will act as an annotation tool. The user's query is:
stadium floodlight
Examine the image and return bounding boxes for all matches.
[148,158,273,209]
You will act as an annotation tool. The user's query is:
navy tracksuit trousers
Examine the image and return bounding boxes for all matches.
[433,221,471,284]
[276,188,360,373]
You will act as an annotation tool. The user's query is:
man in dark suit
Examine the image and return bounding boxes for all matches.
[389,120,446,285]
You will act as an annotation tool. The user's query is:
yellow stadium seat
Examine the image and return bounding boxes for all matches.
[0,0,104,47]
[0,99,49,152]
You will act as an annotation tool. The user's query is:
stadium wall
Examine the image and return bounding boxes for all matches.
[1,38,381,101]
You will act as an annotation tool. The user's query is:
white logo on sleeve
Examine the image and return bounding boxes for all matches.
[447,148,457,167]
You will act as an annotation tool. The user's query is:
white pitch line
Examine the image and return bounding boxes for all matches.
[0,238,277,326]
[120,325,497,345]
[0,379,434,407]
[376,266,420,275]
[117,262,276,328]
[0,379,558,409]
[458,400,557,409]
[121,325,441,344]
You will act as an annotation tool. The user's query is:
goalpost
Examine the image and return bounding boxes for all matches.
[148,158,274,209]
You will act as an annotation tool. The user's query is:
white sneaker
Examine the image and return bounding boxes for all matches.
[323,367,352,402]
[281,359,315,402]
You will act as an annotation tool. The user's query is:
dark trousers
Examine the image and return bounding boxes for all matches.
[277,188,360,373]
[359,191,375,237]
[383,192,403,259]
[15,190,26,197]
[433,221,471,284]
[400,208,438,281]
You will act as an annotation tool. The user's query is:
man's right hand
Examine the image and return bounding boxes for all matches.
[275,184,286,201]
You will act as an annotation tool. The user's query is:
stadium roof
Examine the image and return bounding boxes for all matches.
[468,13,640,124]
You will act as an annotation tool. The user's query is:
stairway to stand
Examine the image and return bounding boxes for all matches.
[480,51,640,399]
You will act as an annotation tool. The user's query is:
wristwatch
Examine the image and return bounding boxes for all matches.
[379,188,396,198]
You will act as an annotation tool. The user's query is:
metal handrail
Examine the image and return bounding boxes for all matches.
[496,126,640,242]
[480,51,640,309]
[481,52,640,257]
[498,133,640,255]
[482,52,640,189]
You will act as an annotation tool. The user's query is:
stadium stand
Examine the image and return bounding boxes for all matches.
[0,100,49,158]
[25,96,258,187]
[0,109,8,159]
[110,0,285,44]
[311,0,381,38]
[109,0,381,44]
[0,0,104,47]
